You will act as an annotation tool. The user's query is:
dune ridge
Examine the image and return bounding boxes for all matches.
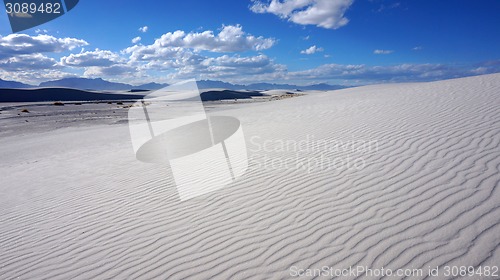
[0,74,499,279]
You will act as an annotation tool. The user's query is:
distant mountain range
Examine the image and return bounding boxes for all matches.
[39,78,169,91]
[0,77,347,91]
[0,78,35,89]
[40,78,131,91]
[0,78,168,91]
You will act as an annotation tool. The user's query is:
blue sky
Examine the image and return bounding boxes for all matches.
[0,0,499,85]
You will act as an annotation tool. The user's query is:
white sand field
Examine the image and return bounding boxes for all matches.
[0,74,499,279]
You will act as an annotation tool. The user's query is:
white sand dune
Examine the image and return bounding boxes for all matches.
[0,74,499,279]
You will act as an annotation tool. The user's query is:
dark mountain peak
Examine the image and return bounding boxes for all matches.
[0,78,33,89]
[39,77,132,91]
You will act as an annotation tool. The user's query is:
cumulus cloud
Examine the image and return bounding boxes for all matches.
[0,27,280,83]
[59,49,138,77]
[134,50,285,82]
[0,69,72,85]
[132,36,141,44]
[60,49,125,67]
[0,34,88,59]
[250,0,354,29]
[469,60,500,75]
[132,24,275,53]
[301,45,323,54]
[84,64,137,77]
[0,34,87,78]
[1,30,496,86]
[139,26,148,33]
[374,49,394,55]
[412,46,423,51]
[0,33,138,83]
[199,54,283,75]
[120,25,280,82]
[207,54,272,68]
[0,53,59,71]
[123,43,196,65]
[287,63,483,83]
[168,54,286,82]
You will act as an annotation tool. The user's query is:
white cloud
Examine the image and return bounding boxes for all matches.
[287,63,476,83]
[0,33,87,77]
[374,49,394,55]
[134,49,285,82]
[120,25,280,82]
[123,43,194,65]
[59,49,138,78]
[1,30,496,86]
[0,27,280,84]
[139,26,149,33]
[0,34,88,59]
[470,60,500,75]
[200,54,281,73]
[167,54,286,82]
[412,46,423,51]
[0,33,131,83]
[60,49,125,67]
[84,64,137,77]
[250,0,354,29]
[134,24,275,53]
[132,36,142,44]
[0,53,59,71]
[0,69,72,85]
[301,45,324,54]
